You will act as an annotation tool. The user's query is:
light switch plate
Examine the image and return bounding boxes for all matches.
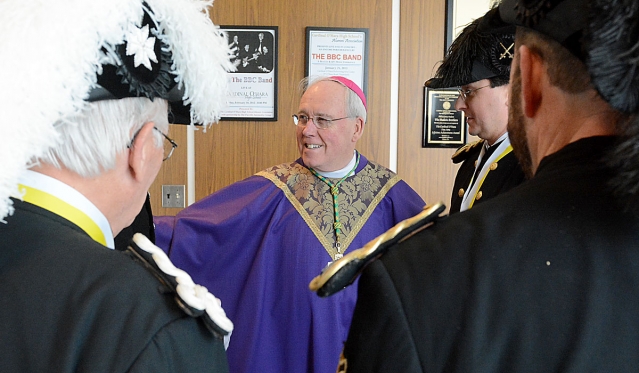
[162,185,185,208]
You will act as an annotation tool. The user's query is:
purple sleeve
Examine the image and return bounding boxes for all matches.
[387,180,426,223]
[153,215,176,254]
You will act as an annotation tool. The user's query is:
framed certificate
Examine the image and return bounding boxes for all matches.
[305,27,369,94]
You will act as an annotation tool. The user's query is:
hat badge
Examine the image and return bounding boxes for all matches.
[499,42,514,60]
[125,24,158,71]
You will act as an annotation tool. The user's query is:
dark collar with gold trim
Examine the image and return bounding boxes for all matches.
[452,140,484,164]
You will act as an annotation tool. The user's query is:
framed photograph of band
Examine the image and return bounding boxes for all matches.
[220,26,278,121]
[422,86,466,148]
[305,27,369,95]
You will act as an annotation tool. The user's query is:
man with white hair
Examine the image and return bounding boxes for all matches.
[0,0,234,371]
[156,76,425,373]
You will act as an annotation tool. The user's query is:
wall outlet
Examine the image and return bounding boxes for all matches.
[162,185,185,208]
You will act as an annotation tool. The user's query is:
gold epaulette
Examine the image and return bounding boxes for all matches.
[309,202,446,297]
[451,140,484,164]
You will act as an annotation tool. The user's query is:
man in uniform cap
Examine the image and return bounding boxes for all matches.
[320,0,639,371]
[0,0,235,371]
[154,75,425,373]
[426,13,526,213]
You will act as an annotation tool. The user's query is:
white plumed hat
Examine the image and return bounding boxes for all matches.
[0,0,233,221]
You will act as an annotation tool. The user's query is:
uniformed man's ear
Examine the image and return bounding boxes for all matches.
[128,122,158,182]
[519,45,543,118]
[352,117,365,142]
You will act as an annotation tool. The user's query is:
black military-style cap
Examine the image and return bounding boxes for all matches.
[498,0,589,59]
[494,0,639,114]
[426,7,516,89]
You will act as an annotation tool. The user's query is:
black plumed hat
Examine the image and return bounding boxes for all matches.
[0,0,234,220]
[426,7,516,89]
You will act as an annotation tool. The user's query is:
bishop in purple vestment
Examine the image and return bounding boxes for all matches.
[155,76,425,373]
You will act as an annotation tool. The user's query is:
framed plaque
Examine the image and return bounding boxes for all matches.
[220,26,278,121]
[305,27,369,94]
[422,87,466,148]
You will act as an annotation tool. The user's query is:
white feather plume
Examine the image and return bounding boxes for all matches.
[0,0,233,221]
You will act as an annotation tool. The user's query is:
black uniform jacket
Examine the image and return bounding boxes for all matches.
[450,140,526,214]
[0,200,228,373]
[344,136,639,372]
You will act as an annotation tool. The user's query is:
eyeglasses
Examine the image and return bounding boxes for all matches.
[128,126,178,161]
[292,114,352,129]
[154,127,178,161]
[457,85,491,101]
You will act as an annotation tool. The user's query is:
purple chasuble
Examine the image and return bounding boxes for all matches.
[155,155,425,373]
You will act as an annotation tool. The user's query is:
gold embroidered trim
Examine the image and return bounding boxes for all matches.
[258,168,334,253]
[256,161,400,258]
[342,174,399,251]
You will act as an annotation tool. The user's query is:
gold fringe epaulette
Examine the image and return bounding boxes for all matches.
[451,140,484,164]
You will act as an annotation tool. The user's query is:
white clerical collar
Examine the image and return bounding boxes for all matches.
[314,151,358,179]
[15,170,115,249]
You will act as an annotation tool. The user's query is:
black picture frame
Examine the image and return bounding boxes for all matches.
[304,27,369,95]
[445,0,455,53]
[422,86,466,148]
[220,26,278,121]
[445,0,494,52]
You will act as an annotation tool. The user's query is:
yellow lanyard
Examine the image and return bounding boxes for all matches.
[468,145,513,209]
[18,183,107,246]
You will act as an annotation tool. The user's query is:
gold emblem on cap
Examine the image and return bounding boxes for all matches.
[476,191,483,200]
[500,42,514,60]
[490,162,498,170]
[458,188,465,197]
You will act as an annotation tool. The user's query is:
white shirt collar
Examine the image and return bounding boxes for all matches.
[486,132,509,149]
[313,151,358,179]
[16,170,115,249]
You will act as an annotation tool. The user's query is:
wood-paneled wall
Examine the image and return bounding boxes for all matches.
[150,0,461,216]
[397,0,460,209]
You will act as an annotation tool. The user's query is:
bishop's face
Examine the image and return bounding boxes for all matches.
[296,80,363,172]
